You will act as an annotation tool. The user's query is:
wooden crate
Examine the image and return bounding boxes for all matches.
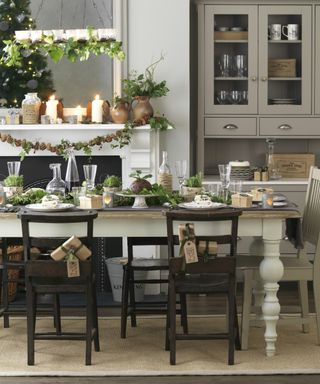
[268,59,296,77]
[272,154,315,178]
[214,31,248,40]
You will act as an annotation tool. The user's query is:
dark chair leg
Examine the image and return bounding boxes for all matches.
[92,281,100,352]
[228,284,235,365]
[121,265,130,338]
[85,283,93,366]
[2,255,10,328]
[180,293,188,334]
[234,302,241,351]
[169,281,176,365]
[53,294,61,335]
[129,268,137,327]
[26,280,35,366]
[165,290,170,351]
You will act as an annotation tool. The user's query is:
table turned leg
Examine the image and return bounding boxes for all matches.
[260,219,284,357]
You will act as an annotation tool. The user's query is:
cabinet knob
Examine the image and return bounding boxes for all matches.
[278,124,292,131]
[223,124,239,130]
[261,76,268,81]
[251,76,257,81]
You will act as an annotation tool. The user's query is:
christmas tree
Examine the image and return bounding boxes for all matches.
[0,0,54,107]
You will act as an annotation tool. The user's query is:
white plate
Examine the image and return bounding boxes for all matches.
[178,202,227,210]
[25,203,75,212]
[273,201,288,207]
[273,195,287,202]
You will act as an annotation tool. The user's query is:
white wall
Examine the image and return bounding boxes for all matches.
[127,0,190,184]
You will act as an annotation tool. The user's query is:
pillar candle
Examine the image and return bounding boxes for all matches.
[76,105,82,123]
[46,95,59,123]
[92,95,103,123]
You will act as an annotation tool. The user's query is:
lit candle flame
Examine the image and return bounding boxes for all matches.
[49,95,56,100]
[95,94,100,100]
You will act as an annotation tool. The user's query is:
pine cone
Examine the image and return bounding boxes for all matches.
[34,141,40,150]
[106,136,112,143]
[1,134,7,142]
[46,143,52,151]
[40,142,47,151]
[6,135,13,144]
[14,139,22,147]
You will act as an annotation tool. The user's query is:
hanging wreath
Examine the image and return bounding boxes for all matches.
[0,115,173,160]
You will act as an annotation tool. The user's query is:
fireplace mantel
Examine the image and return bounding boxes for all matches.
[0,124,160,188]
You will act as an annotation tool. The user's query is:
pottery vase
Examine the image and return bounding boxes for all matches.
[110,102,130,124]
[132,96,154,121]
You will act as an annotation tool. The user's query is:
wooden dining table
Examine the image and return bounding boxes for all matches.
[0,206,301,357]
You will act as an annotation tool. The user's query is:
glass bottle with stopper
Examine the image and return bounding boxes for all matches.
[46,163,66,197]
[158,151,172,192]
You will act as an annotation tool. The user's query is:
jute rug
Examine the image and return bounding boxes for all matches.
[0,316,320,376]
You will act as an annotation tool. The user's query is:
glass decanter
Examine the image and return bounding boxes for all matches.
[65,148,80,192]
[46,163,66,196]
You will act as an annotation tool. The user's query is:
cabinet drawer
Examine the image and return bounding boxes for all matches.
[205,118,257,136]
[260,118,320,136]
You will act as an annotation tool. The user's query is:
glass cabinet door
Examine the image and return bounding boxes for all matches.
[258,6,311,115]
[204,5,258,114]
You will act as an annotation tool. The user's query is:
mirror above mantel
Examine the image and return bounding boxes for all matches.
[29,0,114,107]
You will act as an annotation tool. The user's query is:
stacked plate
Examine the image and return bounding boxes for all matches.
[229,161,253,180]
[269,98,298,105]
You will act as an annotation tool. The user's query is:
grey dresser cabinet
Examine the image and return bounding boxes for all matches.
[194,0,320,175]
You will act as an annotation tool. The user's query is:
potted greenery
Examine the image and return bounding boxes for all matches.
[181,173,203,202]
[103,175,122,193]
[122,55,169,121]
[4,175,24,197]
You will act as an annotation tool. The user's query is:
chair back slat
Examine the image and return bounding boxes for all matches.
[26,260,92,278]
[302,167,320,246]
[166,209,242,276]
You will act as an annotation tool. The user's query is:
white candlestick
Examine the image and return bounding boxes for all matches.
[76,105,82,123]
[46,95,59,123]
[92,95,103,123]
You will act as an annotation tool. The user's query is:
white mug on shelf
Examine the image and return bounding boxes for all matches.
[282,24,299,40]
[268,24,282,40]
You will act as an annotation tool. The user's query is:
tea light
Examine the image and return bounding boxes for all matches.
[92,95,103,123]
[97,28,115,40]
[76,105,82,123]
[46,95,59,123]
[52,29,65,41]
[30,30,42,42]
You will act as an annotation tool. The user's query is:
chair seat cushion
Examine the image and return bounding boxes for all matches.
[131,258,169,270]
[175,273,229,294]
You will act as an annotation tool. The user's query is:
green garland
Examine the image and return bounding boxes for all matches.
[0,115,173,160]
[0,27,125,67]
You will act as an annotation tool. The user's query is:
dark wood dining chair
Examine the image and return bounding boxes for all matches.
[18,209,100,366]
[165,208,242,365]
[121,236,188,339]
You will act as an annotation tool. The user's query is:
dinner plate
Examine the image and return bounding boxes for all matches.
[273,201,288,207]
[178,202,227,210]
[273,195,287,202]
[25,203,75,212]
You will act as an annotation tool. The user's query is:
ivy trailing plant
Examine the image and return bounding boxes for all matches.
[0,26,125,67]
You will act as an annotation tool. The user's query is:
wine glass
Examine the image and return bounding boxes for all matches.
[175,160,187,192]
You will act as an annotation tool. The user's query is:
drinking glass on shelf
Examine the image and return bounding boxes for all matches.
[103,191,114,208]
[218,54,232,77]
[71,186,81,206]
[234,54,247,77]
[229,90,242,104]
[217,90,230,105]
[240,90,248,104]
[218,164,231,189]
[7,161,21,176]
[175,160,187,192]
[83,164,97,190]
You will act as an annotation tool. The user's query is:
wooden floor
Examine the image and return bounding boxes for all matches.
[1,284,319,383]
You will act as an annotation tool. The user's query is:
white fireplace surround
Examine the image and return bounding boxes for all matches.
[0,124,160,189]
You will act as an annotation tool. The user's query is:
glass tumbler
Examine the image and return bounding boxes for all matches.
[7,161,21,176]
[218,164,231,190]
[229,90,242,104]
[234,54,247,77]
[218,54,232,77]
[83,164,97,190]
[217,90,230,104]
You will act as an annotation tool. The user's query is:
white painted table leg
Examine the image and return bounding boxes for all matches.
[260,219,284,357]
[249,237,265,321]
